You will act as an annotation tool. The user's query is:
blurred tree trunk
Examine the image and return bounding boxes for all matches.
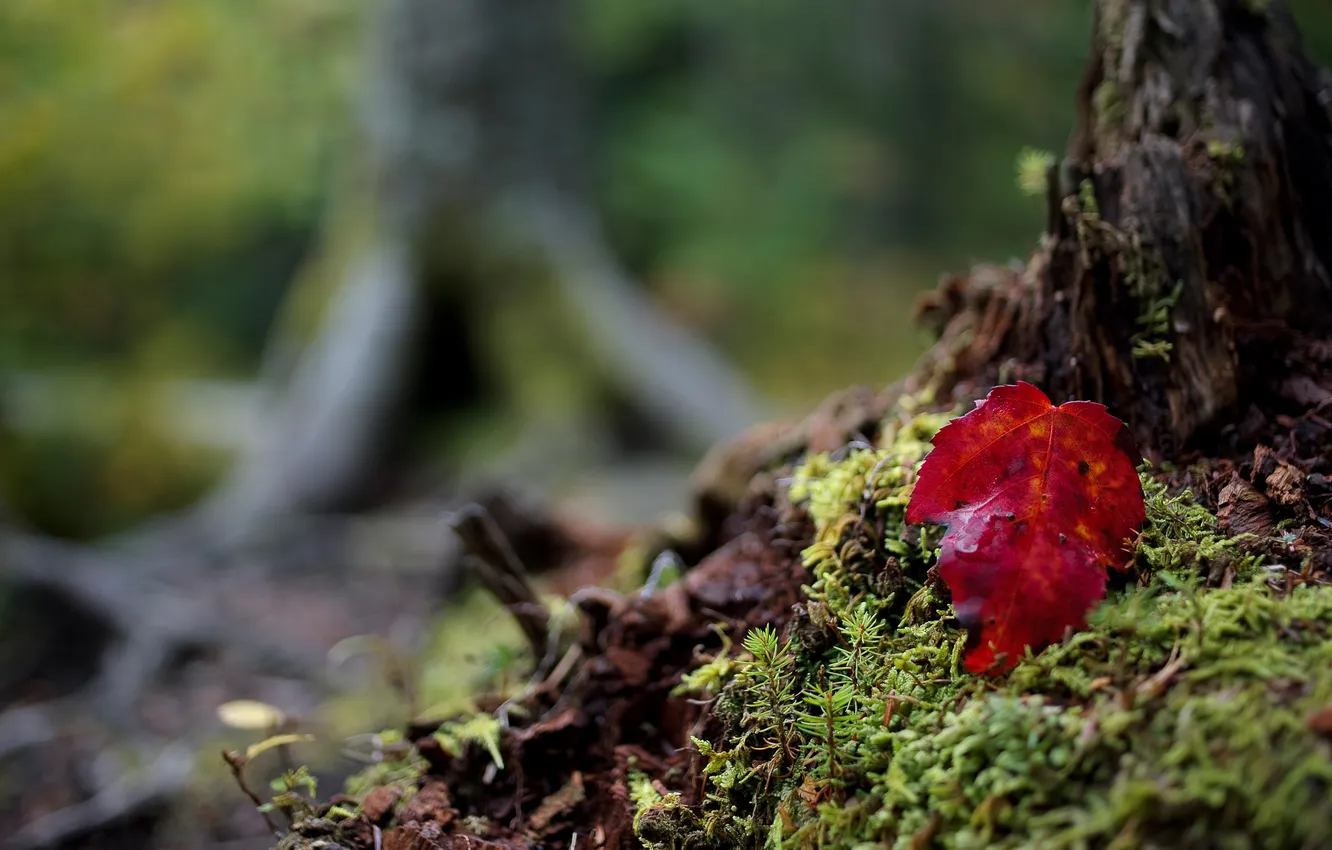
[202,0,767,539]
[916,0,1332,458]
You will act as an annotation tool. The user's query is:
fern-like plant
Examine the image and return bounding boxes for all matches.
[737,626,801,769]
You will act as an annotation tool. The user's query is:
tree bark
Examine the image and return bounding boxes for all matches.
[917,0,1332,457]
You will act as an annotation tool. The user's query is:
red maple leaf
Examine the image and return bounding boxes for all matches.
[906,382,1145,673]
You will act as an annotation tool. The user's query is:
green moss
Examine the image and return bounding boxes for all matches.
[789,409,947,535]
[1136,471,1262,579]
[342,731,426,800]
[631,770,665,821]
[634,769,711,850]
[1061,174,1178,362]
[413,588,529,723]
[1092,80,1126,135]
[1100,0,1131,53]
[788,448,890,537]
[1077,179,1100,219]
[1206,138,1247,207]
[790,410,950,615]
[1130,280,1181,361]
[674,437,1332,849]
[699,577,1332,849]
[1206,140,1245,163]
[673,627,737,698]
[871,578,1332,849]
[434,713,505,770]
[1054,153,1188,366]
[263,765,320,822]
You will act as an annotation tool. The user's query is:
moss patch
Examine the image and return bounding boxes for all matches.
[668,432,1332,848]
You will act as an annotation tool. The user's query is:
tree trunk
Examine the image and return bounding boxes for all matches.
[200,0,767,540]
[917,0,1332,457]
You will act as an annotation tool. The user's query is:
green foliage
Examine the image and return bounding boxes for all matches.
[791,409,950,614]
[578,0,1094,401]
[1130,280,1182,361]
[262,765,320,821]
[0,0,363,535]
[630,769,665,816]
[737,627,802,769]
[0,411,226,539]
[632,768,706,850]
[1062,173,1182,363]
[1206,138,1247,206]
[876,578,1332,849]
[0,0,361,370]
[1077,179,1100,218]
[672,627,736,697]
[414,589,529,723]
[676,436,1332,848]
[1092,81,1127,134]
[342,729,426,800]
[827,606,889,714]
[1015,148,1055,197]
[434,714,505,770]
[1136,470,1262,578]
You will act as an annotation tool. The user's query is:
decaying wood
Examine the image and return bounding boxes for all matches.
[916,0,1332,457]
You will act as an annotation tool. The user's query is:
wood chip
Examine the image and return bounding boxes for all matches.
[1218,473,1275,537]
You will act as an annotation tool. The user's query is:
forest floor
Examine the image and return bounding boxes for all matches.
[251,370,1332,850]
[26,2,1332,845]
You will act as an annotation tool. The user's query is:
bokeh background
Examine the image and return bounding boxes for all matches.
[3,1,1330,536]
[1,2,1331,847]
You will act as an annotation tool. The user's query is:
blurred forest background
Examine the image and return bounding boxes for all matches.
[3,2,1332,848]
[2,0,1329,538]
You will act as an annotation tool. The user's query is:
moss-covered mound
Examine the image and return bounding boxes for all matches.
[250,392,1332,849]
[651,410,1332,849]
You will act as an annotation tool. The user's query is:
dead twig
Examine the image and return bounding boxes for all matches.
[222,749,282,837]
[447,504,550,658]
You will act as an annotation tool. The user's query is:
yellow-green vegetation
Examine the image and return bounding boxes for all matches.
[302,591,527,814]
[1015,148,1056,198]
[342,729,426,800]
[435,714,506,770]
[319,587,570,815]
[413,588,532,723]
[1130,281,1182,362]
[673,627,736,698]
[1092,80,1127,137]
[633,770,691,839]
[664,423,1332,849]
[0,0,361,368]
[791,409,951,614]
[1062,175,1179,363]
[0,0,364,535]
[1206,138,1247,207]
[0,383,229,537]
[262,765,323,822]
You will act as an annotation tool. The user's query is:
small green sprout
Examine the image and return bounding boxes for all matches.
[1016,147,1056,197]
